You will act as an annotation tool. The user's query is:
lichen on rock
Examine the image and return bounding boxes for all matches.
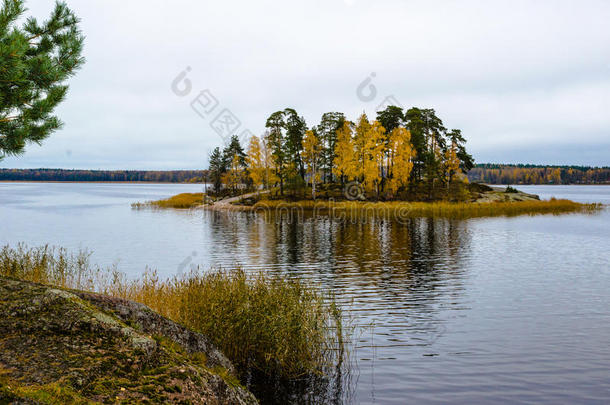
[0,276,258,404]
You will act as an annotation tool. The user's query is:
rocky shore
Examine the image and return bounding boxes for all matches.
[473,184,541,203]
[0,277,258,404]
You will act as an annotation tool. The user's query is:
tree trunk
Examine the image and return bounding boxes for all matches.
[312,163,316,200]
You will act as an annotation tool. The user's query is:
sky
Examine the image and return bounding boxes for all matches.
[2,0,610,169]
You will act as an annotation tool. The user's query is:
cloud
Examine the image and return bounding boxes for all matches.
[2,0,609,169]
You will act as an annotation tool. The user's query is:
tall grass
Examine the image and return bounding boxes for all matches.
[0,244,347,383]
[131,192,204,209]
[106,270,345,381]
[253,199,602,220]
[0,244,104,291]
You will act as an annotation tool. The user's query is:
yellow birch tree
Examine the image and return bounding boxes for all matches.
[387,127,415,194]
[363,120,386,196]
[332,121,356,184]
[353,113,372,181]
[261,132,278,189]
[246,135,264,191]
[222,154,242,195]
[444,141,461,186]
[301,129,322,200]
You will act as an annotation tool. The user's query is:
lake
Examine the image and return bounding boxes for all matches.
[1,183,609,404]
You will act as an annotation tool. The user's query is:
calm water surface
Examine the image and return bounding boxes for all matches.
[1,183,609,404]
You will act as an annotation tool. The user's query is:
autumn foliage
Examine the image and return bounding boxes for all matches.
[210,105,474,201]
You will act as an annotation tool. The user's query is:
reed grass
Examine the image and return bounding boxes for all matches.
[115,270,345,381]
[252,198,602,219]
[131,193,204,209]
[0,244,103,291]
[0,244,346,383]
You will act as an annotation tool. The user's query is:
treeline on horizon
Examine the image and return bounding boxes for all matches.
[2,165,608,186]
[0,168,207,183]
[468,164,610,185]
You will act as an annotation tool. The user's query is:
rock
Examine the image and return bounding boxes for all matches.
[0,276,258,404]
[473,185,540,203]
[73,290,235,374]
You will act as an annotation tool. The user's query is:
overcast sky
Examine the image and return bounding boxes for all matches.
[2,0,609,169]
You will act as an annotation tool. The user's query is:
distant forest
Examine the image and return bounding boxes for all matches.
[0,169,206,183]
[1,165,609,184]
[468,164,610,185]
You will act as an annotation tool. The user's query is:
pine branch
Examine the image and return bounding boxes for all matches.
[27,20,78,44]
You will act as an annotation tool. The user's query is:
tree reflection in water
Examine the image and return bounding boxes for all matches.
[203,210,472,404]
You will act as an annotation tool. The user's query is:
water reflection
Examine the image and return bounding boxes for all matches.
[201,210,472,403]
[3,184,608,404]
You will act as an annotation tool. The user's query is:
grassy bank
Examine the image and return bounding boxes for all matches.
[252,198,602,219]
[0,244,346,384]
[131,192,204,209]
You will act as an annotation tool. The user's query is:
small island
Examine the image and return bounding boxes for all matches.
[134,106,601,218]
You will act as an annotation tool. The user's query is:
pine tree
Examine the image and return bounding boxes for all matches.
[404,108,446,183]
[222,135,246,167]
[265,111,286,195]
[376,106,404,134]
[447,129,474,173]
[208,147,225,193]
[0,0,84,159]
[283,108,307,180]
[316,112,345,183]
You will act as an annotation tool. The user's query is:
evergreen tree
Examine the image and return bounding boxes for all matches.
[403,107,426,180]
[265,111,287,195]
[316,112,345,183]
[222,135,246,167]
[208,147,225,193]
[0,0,84,159]
[404,108,447,192]
[283,108,307,179]
[376,106,404,134]
[376,106,407,189]
[447,129,474,172]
